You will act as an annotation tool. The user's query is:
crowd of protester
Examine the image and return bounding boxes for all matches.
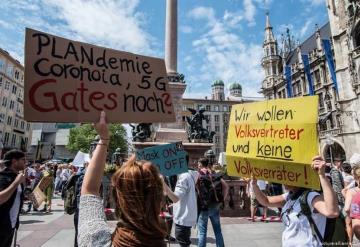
[2,111,360,247]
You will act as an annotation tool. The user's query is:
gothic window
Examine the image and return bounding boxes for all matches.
[353,23,360,48]
[314,70,321,83]
[292,84,297,95]
[303,79,307,94]
[271,46,275,55]
[326,100,332,111]
[348,5,354,18]
[318,92,324,108]
[272,65,277,75]
[336,115,342,128]
[297,81,302,95]
[319,121,327,131]
[322,66,327,84]
[326,117,334,129]
[325,91,332,110]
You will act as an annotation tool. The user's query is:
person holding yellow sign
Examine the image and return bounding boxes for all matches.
[252,156,344,247]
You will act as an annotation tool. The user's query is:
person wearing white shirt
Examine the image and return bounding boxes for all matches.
[162,169,199,247]
[54,165,63,193]
[247,179,268,221]
[60,166,71,199]
[252,156,339,247]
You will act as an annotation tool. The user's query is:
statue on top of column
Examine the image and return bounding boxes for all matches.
[167,73,186,83]
[186,107,215,143]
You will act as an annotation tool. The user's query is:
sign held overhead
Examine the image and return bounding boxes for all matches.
[24,28,175,123]
[226,96,320,190]
[135,142,188,177]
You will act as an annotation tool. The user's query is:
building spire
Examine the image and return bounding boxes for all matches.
[264,12,275,43]
[265,11,271,28]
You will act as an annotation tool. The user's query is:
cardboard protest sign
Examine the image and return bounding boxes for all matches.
[24,28,175,123]
[72,151,90,167]
[226,96,320,189]
[28,186,46,209]
[37,175,53,191]
[136,142,188,176]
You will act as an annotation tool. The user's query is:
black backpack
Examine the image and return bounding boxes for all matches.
[299,190,348,247]
[196,170,223,210]
[64,174,79,215]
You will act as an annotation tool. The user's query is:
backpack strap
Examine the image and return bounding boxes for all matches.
[299,190,324,243]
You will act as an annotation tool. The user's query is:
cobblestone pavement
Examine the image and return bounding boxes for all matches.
[15,195,283,247]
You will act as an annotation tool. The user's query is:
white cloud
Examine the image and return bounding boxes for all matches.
[43,0,152,54]
[243,0,256,26]
[223,10,243,28]
[299,20,312,38]
[186,6,264,98]
[301,0,326,6]
[0,20,11,29]
[180,25,193,34]
[188,6,216,24]
[0,0,156,64]
[224,0,273,27]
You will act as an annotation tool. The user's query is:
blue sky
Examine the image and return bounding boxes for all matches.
[0,0,329,98]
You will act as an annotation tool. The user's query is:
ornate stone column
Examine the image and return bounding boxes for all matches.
[161,0,186,130]
[165,0,177,74]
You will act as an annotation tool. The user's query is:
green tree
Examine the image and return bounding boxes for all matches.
[67,123,128,157]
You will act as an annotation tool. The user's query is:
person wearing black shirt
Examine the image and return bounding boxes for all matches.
[0,150,26,247]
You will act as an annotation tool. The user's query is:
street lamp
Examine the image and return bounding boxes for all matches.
[325,133,334,165]
[204,149,216,167]
[89,135,100,158]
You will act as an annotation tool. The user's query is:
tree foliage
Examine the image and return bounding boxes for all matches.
[67,123,128,157]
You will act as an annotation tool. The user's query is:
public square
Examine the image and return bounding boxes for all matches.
[2,0,360,247]
[16,196,283,247]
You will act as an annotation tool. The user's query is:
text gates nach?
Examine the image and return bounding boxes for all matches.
[24,28,175,123]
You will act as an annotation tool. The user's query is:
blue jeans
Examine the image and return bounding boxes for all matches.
[197,207,225,247]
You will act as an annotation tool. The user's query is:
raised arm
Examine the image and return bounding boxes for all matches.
[221,179,229,201]
[311,156,339,218]
[162,179,179,203]
[0,173,25,205]
[81,111,110,196]
[252,178,286,208]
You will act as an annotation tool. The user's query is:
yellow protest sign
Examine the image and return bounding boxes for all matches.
[226,96,320,190]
